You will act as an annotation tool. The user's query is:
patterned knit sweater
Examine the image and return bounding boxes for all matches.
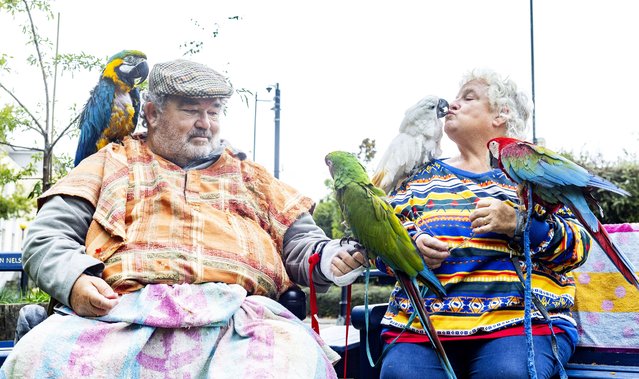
[378,159,591,341]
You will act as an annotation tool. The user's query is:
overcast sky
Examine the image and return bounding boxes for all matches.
[1,0,638,201]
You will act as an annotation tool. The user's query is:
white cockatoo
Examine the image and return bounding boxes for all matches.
[371,96,449,194]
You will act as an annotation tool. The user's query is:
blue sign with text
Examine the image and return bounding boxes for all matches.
[0,252,22,271]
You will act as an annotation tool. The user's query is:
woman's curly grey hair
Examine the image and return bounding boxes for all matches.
[460,68,532,139]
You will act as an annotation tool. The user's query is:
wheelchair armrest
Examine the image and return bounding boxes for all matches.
[351,303,387,330]
[277,285,306,320]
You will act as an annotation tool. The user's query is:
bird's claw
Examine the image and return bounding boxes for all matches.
[347,243,366,254]
[339,236,360,246]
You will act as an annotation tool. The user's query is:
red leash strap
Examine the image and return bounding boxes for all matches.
[343,283,352,379]
[307,242,325,335]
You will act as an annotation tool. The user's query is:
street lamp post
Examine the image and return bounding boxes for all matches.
[253,83,281,179]
[272,83,281,179]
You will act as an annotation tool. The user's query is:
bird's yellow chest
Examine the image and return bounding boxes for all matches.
[96,91,135,149]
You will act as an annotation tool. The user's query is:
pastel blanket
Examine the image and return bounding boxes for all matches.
[572,223,639,350]
[1,283,339,379]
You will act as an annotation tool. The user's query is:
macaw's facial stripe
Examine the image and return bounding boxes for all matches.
[102,58,133,91]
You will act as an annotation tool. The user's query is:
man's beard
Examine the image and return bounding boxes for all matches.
[149,119,220,167]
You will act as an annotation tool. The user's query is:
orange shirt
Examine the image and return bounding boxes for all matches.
[42,136,313,297]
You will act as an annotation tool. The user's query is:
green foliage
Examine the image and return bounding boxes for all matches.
[357,137,377,165]
[0,152,36,218]
[0,0,51,16]
[0,0,102,193]
[0,105,29,140]
[304,283,393,318]
[0,53,10,72]
[54,52,105,75]
[565,151,639,223]
[0,188,34,219]
[0,286,50,304]
[313,138,377,238]
[312,179,348,239]
[178,16,252,110]
[180,16,243,57]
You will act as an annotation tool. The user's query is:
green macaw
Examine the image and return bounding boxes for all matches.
[325,151,455,379]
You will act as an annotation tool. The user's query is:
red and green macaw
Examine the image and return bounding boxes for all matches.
[74,50,149,166]
[325,151,455,379]
[488,137,639,290]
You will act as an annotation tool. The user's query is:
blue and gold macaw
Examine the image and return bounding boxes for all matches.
[74,50,149,166]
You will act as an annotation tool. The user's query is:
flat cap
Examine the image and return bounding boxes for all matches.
[148,59,233,98]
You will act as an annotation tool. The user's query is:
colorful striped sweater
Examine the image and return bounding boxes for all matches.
[378,159,591,341]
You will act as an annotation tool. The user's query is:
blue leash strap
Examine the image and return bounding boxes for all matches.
[511,254,568,379]
[523,183,538,379]
[364,265,419,368]
[512,183,568,379]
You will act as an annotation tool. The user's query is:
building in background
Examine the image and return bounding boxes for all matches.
[0,145,39,290]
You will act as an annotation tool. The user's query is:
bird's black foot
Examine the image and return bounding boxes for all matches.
[347,243,367,256]
[339,236,360,246]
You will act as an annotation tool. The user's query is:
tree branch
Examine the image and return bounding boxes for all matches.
[0,81,46,135]
[23,0,50,142]
[51,113,80,148]
[0,141,44,152]
[25,123,43,135]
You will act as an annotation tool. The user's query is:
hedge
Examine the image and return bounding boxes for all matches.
[303,282,394,318]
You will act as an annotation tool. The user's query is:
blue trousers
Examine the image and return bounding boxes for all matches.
[380,334,574,379]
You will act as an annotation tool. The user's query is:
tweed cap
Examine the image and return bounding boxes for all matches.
[148,59,233,98]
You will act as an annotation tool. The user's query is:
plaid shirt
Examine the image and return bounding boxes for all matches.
[43,136,313,297]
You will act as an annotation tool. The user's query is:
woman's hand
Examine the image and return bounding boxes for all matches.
[469,198,517,236]
[415,234,450,269]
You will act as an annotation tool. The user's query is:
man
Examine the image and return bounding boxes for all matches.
[3,59,365,379]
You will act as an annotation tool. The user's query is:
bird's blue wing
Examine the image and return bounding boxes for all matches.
[75,79,115,166]
[502,141,592,189]
[526,143,628,195]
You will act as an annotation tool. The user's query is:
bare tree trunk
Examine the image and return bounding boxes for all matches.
[42,146,53,192]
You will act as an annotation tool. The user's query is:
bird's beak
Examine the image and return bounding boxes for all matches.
[131,61,149,86]
[436,98,449,119]
[118,59,149,87]
[325,157,334,176]
[488,149,500,169]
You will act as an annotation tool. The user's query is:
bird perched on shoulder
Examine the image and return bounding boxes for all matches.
[488,137,639,290]
[371,96,449,194]
[325,151,456,379]
[74,50,149,166]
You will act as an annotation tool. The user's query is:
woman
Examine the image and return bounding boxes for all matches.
[379,69,589,378]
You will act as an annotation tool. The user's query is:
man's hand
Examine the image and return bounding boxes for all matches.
[415,234,450,269]
[330,246,367,278]
[69,274,119,317]
[468,198,517,236]
[320,240,367,286]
